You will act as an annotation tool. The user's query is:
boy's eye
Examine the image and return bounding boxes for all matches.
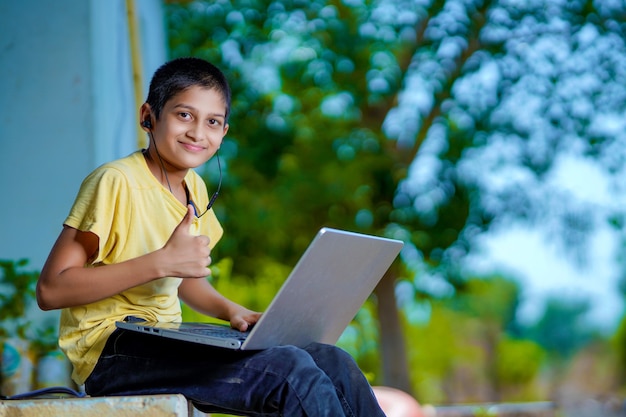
[179,112,192,119]
[208,119,221,126]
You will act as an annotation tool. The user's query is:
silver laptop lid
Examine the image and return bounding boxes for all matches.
[241,227,403,350]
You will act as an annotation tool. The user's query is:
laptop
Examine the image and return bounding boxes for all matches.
[116,227,403,350]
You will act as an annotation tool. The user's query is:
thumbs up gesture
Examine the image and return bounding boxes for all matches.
[160,205,212,279]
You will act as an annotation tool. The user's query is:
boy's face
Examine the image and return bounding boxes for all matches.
[145,86,229,170]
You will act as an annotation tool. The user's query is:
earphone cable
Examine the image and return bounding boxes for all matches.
[206,149,222,211]
[148,131,173,193]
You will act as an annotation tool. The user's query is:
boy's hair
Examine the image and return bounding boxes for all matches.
[146,57,232,121]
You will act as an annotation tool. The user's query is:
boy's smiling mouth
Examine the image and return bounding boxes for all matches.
[180,142,206,152]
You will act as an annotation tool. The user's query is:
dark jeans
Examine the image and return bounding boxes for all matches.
[85,329,387,417]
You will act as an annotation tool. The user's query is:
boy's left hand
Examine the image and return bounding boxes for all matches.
[230,308,262,332]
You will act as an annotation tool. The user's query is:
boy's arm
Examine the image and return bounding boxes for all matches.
[37,205,212,310]
[178,278,261,331]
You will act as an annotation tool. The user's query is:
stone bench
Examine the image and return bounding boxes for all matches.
[1,393,560,417]
[0,394,209,417]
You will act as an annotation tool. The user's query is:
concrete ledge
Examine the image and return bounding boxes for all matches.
[433,401,556,417]
[0,394,208,417]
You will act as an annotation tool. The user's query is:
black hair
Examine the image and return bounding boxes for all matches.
[145,57,231,121]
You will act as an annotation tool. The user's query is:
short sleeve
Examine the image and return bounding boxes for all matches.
[64,166,132,264]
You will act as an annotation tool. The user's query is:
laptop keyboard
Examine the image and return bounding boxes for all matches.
[179,325,249,340]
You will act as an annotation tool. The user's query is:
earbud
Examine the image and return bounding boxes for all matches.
[141,119,152,129]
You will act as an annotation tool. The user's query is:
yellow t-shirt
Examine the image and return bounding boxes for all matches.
[60,150,223,386]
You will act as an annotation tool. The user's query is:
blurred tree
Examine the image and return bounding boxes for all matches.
[404,302,476,403]
[519,296,601,397]
[494,336,545,401]
[404,275,545,403]
[451,276,522,400]
[524,296,596,360]
[165,0,626,393]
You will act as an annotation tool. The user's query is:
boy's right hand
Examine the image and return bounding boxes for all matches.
[161,205,212,279]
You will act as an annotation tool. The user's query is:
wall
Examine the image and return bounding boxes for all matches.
[0,0,166,269]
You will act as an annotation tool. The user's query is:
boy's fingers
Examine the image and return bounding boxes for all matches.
[232,319,248,332]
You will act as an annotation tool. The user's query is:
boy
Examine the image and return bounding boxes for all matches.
[37,57,387,416]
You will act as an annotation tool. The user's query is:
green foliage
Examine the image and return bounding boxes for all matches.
[0,259,59,354]
[0,259,38,339]
[495,337,545,400]
[404,303,482,404]
[611,315,626,385]
[414,296,507,401]
[336,300,382,383]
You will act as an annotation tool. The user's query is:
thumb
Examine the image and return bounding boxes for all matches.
[174,205,195,233]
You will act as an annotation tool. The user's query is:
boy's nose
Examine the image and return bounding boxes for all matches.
[188,123,204,141]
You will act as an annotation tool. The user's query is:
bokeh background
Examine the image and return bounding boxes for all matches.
[2,0,626,413]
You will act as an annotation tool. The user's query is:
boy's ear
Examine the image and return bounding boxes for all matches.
[139,103,153,131]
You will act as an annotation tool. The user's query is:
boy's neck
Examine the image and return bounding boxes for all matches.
[142,148,189,205]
